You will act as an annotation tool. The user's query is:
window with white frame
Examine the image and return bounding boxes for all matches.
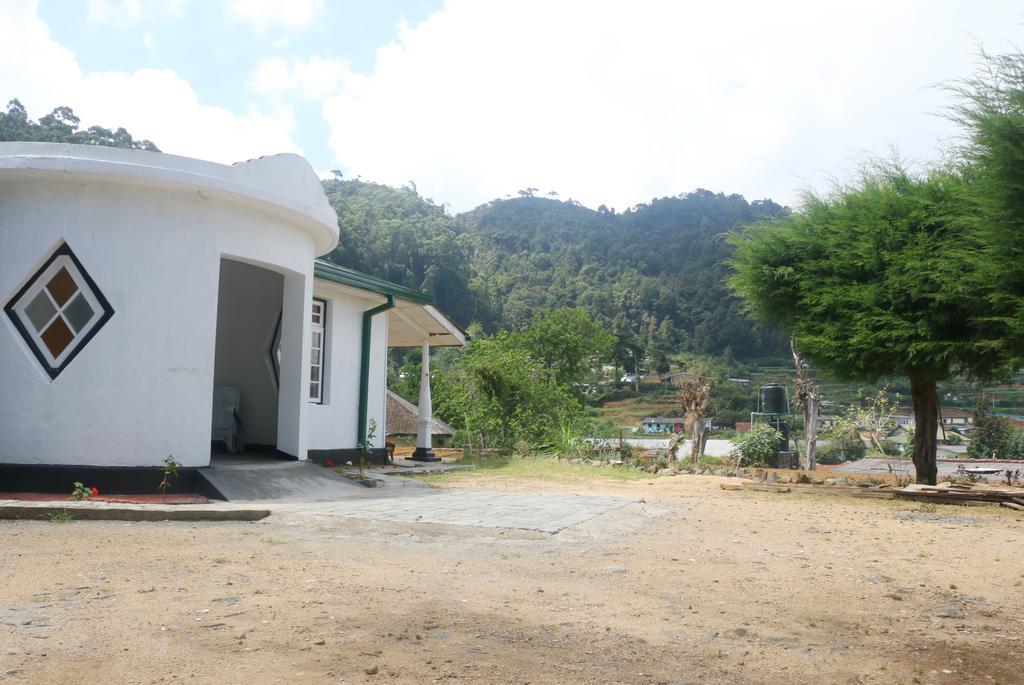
[309,299,326,402]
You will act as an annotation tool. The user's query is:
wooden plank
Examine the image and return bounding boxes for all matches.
[721,483,791,493]
[1000,501,1024,511]
[894,492,1000,507]
[722,482,896,499]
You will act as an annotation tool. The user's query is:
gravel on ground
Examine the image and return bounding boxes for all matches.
[2,473,1022,684]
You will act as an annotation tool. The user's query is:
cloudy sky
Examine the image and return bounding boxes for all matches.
[3,1,1023,212]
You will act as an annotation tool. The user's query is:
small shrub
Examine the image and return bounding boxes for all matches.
[69,482,96,501]
[158,456,179,497]
[730,424,782,467]
[817,416,866,463]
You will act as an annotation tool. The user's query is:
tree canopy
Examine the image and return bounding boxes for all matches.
[729,163,991,483]
[321,178,480,327]
[431,309,612,450]
[0,99,159,151]
[950,50,1024,358]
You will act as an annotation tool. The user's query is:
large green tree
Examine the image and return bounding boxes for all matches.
[519,307,614,386]
[950,50,1024,359]
[729,163,992,484]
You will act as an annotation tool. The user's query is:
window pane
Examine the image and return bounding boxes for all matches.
[309,382,319,399]
[41,317,74,357]
[63,292,95,333]
[310,366,319,382]
[47,267,78,307]
[25,290,57,332]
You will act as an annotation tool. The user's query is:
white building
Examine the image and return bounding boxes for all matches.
[0,143,464,490]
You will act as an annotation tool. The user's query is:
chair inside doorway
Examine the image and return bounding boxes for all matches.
[212,385,245,453]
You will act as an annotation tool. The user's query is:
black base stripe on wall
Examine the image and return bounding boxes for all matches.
[0,464,226,500]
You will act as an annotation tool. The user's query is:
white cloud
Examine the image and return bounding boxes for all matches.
[319,0,1024,212]
[162,0,187,15]
[1,2,299,164]
[227,0,325,32]
[87,0,142,27]
[85,0,185,27]
[248,56,354,101]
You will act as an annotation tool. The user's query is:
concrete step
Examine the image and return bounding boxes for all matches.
[199,461,379,502]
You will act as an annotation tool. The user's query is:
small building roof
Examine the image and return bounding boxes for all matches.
[385,390,455,436]
[313,260,468,347]
[643,417,686,423]
[314,260,434,304]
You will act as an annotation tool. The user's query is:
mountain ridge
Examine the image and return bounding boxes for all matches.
[323,179,790,361]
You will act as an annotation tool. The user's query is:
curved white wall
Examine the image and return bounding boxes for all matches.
[0,144,339,468]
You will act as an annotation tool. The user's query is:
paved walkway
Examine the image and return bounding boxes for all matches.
[4,458,639,532]
[276,488,638,533]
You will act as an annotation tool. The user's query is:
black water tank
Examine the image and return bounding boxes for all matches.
[760,384,788,414]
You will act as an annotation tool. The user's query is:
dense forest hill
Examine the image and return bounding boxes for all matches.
[458,191,790,360]
[322,178,791,362]
[320,177,481,327]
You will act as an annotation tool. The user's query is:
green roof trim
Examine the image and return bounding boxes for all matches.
[313,260,434,305]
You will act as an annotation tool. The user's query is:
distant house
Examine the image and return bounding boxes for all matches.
[893,413,914,427]
[817,415,840,430]
[661,372,751,387]
[891,407,974,428]
[385,390,455,447]
[641,416,710,433]
[886,424,966,450]
[939,407,974,426]
[642,417,686,433]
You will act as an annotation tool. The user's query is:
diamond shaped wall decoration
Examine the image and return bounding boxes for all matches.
[4,241,114,380]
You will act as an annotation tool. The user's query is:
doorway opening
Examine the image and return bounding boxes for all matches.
[211,258,285,460]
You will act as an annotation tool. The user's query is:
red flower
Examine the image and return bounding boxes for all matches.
[325,459,335,467]
[90,486,99,496]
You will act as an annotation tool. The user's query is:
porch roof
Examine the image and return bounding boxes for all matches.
[313,260,433,304]
[312,259,468,348]
[388,301,467,348]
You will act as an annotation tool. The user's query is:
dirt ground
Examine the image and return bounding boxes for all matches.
[3,473,1023,685]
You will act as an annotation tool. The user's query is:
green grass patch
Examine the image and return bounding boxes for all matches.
[48,509,74,523]
[413,454,651,487]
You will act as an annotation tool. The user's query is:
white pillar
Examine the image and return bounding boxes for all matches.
[275,271,311,459]
[411,341,440,461]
